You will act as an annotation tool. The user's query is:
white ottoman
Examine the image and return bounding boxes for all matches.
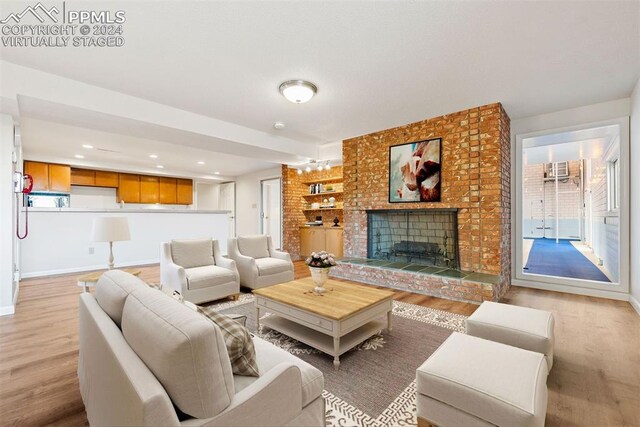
[466,301,555,370]
[417,332,548,427]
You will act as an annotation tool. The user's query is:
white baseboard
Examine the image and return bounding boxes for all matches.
[20,259,158,279]
[630,295,640,316]
[512,278,630,301]
[0,305,15,316]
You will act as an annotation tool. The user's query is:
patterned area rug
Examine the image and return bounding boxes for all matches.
[208,295,467,427]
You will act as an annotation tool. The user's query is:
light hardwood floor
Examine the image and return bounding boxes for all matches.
[0,262,638,426]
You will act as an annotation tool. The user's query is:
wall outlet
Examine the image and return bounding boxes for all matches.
[88,247,95,255]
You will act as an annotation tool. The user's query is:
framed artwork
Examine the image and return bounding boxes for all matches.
[389,138,441,203]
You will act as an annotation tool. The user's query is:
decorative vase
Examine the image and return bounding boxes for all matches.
[309,266,330,294]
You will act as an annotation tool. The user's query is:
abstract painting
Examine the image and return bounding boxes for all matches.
[389,138,441,203]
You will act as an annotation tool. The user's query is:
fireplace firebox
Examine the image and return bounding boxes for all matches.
[367,209,459,269]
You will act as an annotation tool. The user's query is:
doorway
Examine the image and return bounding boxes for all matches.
[260,178,282,249]
[515,119,629,295]
[219,182,236,237]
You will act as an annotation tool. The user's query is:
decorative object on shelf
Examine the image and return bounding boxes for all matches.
[305,251,337,294]
[325,184,334,192]
[329,196,336,207]
[91,217,131,269]
[389,137,441,203]
[333,217,340,227]
[311,202,320,209]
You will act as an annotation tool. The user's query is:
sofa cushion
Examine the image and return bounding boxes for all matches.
[197,305,259,377]
[417,332,548,427]
[234,337,324,407]
[185,265,237,290]
[237,235,270,259]
[171,238,215,269]
[122,287,234,419]
[254,257,292,276]
[95,269,147,328]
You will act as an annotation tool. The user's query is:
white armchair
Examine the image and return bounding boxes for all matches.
[227,235,294,289]
[160,238,240,304]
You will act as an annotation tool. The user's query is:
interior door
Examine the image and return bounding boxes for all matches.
[261,178,282,249]
[219,182,236,237]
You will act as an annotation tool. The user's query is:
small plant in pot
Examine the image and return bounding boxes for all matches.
[305,251,336,294]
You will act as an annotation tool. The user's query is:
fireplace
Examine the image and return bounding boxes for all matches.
[367,209,459,269]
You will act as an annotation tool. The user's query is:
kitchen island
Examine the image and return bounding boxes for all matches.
[19,208,230,278]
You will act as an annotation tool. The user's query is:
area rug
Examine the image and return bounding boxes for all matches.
[207,295,467,427]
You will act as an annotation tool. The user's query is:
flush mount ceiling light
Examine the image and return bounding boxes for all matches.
[279,80,317,104]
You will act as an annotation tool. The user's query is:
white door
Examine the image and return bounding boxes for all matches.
[219,182,236,237]
[260,178,282,249]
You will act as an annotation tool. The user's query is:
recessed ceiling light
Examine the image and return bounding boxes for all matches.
[325,161,331,170]
[297,168,302,175]
[156,165,164,169]
[305,165,312,172]
[149,154,158,159]
[214,171,220,175]
[279,80,317,104]
[273,121,285,130]
[197,161,205,165]
[74,154,85,159]
[82,144,93,149]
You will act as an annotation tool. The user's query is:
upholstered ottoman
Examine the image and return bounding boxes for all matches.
[416,332,548,427]
[466,301,555,370]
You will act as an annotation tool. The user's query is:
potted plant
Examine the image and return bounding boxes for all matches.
[305,251,337,294]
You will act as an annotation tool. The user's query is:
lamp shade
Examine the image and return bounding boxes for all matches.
[91,217,130,242]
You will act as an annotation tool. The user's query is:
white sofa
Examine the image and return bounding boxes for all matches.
[160,238,240,304]
[227,235,294,289]
[79,270,325,426]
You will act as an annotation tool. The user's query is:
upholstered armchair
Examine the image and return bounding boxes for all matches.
[160,238,240,304]
[227,235,294,289]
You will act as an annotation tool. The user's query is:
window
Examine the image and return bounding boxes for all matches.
[607,158,619,211]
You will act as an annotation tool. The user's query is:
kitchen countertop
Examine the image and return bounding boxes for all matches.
[23,207,231,214]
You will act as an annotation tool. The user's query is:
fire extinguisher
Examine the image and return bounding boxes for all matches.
[14,172,33,240]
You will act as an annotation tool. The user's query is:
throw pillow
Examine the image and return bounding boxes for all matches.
[197,305,260,377]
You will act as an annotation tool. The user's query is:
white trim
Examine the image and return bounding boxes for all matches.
[630,295,640,316]
[0,305,15,316]
[513,116,630,295]
[20,259,157,279]
[513,279,630,301]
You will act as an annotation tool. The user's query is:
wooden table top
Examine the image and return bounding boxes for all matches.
[77,268,142,283]
[253,278,394,320]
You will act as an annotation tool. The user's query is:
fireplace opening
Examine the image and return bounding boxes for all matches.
[367,209,459,269]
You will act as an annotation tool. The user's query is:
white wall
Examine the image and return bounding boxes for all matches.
[630,78,640,313]
[196,182,220,210]
[234,166,281,236]
[0,114,15,315]
[20,211,229,277]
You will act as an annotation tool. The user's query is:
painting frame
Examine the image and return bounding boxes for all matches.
[388,137,442,203]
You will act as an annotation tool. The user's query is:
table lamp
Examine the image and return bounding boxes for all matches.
[91,217,131,269]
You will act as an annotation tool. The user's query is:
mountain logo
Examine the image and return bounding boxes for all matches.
[0,2,60,24]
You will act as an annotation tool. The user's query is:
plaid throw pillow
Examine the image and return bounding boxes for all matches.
[197,306,260,377]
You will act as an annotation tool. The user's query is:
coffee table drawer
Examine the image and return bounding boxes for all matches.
[257,297,333,332]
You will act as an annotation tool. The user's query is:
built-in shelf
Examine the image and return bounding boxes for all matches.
[301,176,343,185]
[302,191,343,198]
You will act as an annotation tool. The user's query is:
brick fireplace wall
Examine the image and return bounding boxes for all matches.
[340,103,511,300]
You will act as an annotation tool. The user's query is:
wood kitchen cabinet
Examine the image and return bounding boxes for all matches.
[70,168,96,186]
[139,176,160,204]
[176,178,193,205]
[117,173,141,203]
[24,161,71,192]
[24,161,49,191]
[159,177,177,204]
[94,170,119,187]
[300,227,343,258]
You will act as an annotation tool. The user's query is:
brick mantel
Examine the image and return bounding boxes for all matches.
[339,103,511,301]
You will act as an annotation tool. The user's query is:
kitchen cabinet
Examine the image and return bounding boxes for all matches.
[95,171,119,187]
[300,227,344,258]
[176,178,193,205]
[24,161,49,191]
[325,228,344,257]
[70,168,96,186]
[159,177,177,204]
[24,161,71,192]
[117,173,140,203]
[139,176,159,204]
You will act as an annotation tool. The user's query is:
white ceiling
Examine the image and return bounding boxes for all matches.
[1,1,639,175]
